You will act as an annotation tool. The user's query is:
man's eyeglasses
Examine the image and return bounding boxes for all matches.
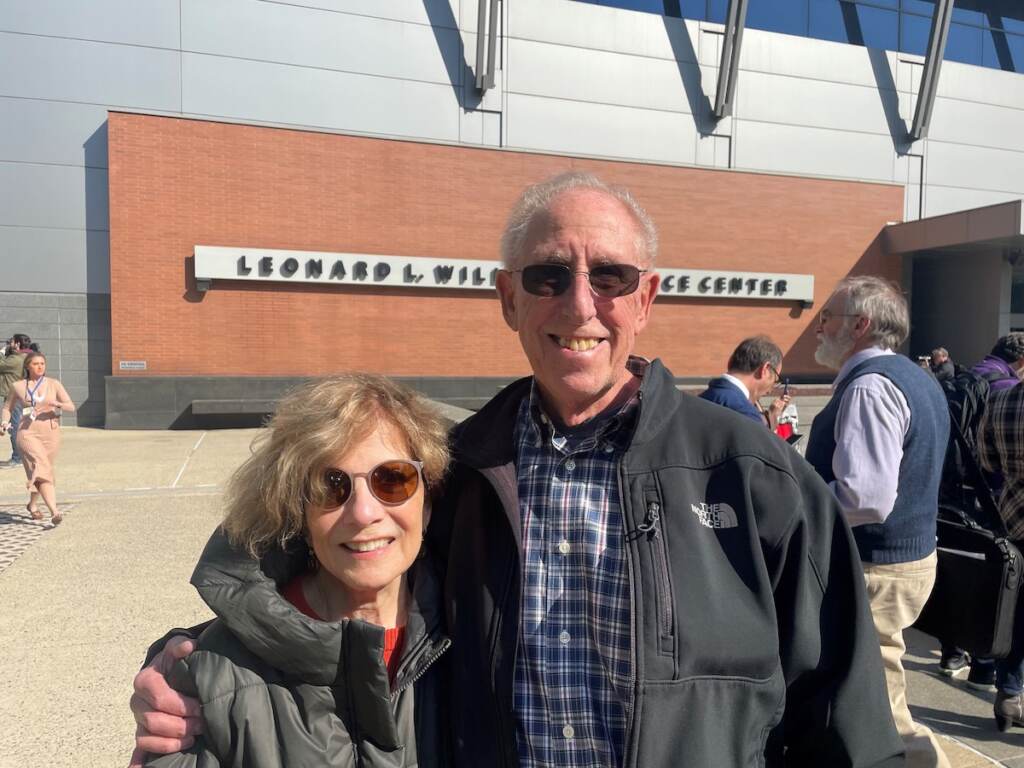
[315,459,423,508]
[508,263,647,298]
[767,363,782,383]
[818,309,860,324]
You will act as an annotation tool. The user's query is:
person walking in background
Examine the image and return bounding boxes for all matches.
[0,334,34,468]
[699,334,791,428]
[806,275,951,768]
[1,351,76,525]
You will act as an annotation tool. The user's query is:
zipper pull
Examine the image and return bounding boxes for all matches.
[637,501,661,535]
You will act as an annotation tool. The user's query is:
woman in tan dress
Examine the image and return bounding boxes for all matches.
[1,351,75,525]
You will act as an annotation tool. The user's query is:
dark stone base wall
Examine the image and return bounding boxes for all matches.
[1,292,111,427]
[105,375,521,429]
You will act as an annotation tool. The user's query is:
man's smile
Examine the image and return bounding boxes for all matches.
[552,335,604,352]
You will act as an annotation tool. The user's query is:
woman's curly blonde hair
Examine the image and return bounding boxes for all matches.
[222,373,450,558]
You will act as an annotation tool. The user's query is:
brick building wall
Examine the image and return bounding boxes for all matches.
[108,112,904,380]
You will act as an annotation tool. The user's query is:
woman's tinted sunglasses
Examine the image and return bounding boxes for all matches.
[509,263,647,298]
[318,459,423,507]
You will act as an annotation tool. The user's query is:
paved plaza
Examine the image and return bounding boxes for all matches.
[0,426,1019,766]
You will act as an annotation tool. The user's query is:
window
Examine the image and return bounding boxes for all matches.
[572,0,1024,74]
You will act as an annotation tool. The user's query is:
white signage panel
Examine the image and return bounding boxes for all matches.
[194,246,814,303]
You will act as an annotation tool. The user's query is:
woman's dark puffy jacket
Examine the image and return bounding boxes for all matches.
[144,530,451,768]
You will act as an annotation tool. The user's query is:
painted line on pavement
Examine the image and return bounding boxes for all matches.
[0,485,222,505]
[171,431,208,488]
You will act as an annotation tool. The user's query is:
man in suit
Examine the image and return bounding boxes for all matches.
[699,335,789,427]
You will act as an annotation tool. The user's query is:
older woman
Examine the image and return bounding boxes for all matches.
[142,373,451,768]
[1,351,75,525]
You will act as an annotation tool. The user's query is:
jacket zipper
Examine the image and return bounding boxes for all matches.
[391,637,452,698]
[638,499,674,644]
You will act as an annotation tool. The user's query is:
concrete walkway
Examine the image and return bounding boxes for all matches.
[0,426,1016,766]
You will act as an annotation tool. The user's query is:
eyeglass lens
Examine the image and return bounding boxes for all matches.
[520,263,642,298]
[322,460,421,506]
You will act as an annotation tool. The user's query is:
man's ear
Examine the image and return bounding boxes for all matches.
[496,269,520,331]
[632,271,660,332]
[851,313,871,340]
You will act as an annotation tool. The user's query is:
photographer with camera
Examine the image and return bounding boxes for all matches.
[0,334,36,468]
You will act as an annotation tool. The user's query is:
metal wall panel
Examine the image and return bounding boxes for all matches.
[181,53,460,141]
[510,0,693,61]
[508,38,697,114]
[260,0,458,28]
[0,97,109,168]
[927,96,1024,148]
[739,29,900,90]
[0,0,180,48]
[0,228,109,294]
[732,120,897,181]
[937,59,1024,110]
[0,163,108,231]
[0,32,180,110]
[922,184,1024,218]
[926,141,1024,194]
[506,93,699,165]
[738,69,896,136]
[182,0,462,86]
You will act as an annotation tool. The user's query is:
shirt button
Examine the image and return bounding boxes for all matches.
[563,724,575,739]
[565,459,576,471]
[557,539,571,555]
[559,630,571,645]
[603,443,614,453]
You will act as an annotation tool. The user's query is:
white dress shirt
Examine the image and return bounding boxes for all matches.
[830,347,911,527]
[720,373,751,400]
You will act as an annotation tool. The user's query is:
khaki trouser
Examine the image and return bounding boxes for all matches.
[863,551,950,768]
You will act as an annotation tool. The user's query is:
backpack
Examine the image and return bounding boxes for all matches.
[938,370,1001,531]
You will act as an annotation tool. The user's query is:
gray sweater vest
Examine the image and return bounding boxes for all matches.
[806,354,949,564]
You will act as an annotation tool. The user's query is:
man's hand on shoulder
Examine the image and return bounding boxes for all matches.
[128,635,202,767]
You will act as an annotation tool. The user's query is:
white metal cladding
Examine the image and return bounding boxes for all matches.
[194,246,814,303]
[2,0,1024,296]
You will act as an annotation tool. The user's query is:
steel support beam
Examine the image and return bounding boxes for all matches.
[475,0,499,93]
[910,0,953,141]
[714,0,749,119]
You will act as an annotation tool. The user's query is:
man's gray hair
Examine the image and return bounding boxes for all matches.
[727,335,783,374]
[835,275,909,351]
[931,347,948,358]
[499,171,659,268]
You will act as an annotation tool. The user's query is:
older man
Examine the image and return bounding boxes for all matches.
[806,276,950,768]
[132,174,902,767]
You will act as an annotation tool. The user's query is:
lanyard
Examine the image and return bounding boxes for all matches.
[27,376,45,407]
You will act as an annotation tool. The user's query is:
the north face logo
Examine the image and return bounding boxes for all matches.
[690,502,739,529]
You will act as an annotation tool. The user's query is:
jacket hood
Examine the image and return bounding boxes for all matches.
[190,528,445,691]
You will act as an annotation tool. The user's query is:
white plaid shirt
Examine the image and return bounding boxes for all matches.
[512,383,638,768]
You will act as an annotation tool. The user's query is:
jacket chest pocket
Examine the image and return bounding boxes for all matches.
[634,493,675,655]
[628,470,779,683]
[629,486,676,664]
